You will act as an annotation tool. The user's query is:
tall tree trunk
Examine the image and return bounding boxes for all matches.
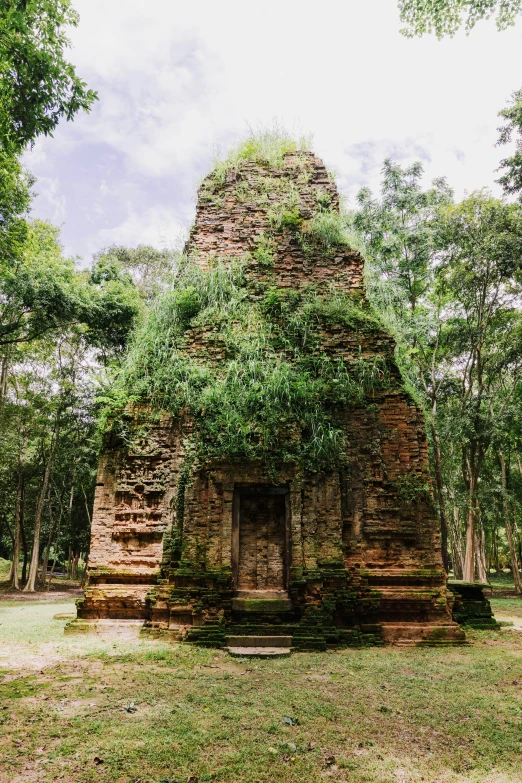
[0,350,10,407]
[8,469,23,589]
[475,524,487,584]
[499,449,522,594]
[24,409,62,592]
[430,423,450,572]
[515,518,522,570]
[41,499,53,587]
[448,497,464,579]
[492,526,500,573]
[41,485,66,587]
[463,476,479,582]
[46,498,65,593]
[20,497,27,584]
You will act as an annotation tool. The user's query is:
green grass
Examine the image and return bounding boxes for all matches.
[0,558,11,580]
[490,596,522,619]
[212,126,312,179]
[1,596,522,782]
[488,572,517,590]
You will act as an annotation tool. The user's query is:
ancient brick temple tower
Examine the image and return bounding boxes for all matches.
[77,150,465,649]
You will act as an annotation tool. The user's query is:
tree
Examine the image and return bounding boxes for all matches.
[434,192,522,581]
[0,220,142,590]
[398,0,522,37]
[0,220,142,400]
[355,163,522,585]
[0,0,97,152]
[497,88,522,200]
[0,149,32,263]
[93,245,178,303]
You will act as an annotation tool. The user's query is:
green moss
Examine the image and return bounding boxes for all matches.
[232,598,292,613]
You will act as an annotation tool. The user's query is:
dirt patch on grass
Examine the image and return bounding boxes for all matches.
[0,586,82,601]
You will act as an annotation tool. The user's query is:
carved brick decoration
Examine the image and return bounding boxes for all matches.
[77,152,466,648]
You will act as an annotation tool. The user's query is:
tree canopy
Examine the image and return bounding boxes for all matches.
[0,0,97,152]
[398,0,522,37]
[355,161,522,586]
[497,88,522,200]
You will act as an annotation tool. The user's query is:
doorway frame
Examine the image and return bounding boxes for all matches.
[231,485,291,592]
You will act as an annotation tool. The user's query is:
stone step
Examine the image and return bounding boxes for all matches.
[381,622,467,645]
[228,627,297,636]
[235,590,289,600]
[225,646,292,658]
[225,635,292,648]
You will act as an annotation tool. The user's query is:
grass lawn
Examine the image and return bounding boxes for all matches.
[0,595,522,783]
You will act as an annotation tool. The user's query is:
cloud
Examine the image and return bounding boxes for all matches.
[22,0,522,261]
[96,204,188,253]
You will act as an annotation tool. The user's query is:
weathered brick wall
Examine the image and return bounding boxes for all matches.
[80,416,184,617]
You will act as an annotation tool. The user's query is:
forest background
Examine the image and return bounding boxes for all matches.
[2,0,522,593]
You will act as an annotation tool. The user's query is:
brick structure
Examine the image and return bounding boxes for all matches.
[77,151,465,648]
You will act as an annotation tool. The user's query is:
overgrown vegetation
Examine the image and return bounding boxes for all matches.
[105,255,389,476]
[212,125,312,181]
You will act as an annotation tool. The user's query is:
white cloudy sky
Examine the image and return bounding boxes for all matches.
[23,0,522,263]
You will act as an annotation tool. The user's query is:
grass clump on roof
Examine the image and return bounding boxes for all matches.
[213,126,312,181]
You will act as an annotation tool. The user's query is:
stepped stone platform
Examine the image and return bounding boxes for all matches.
[447,581,499,629]
[74,150,466,650]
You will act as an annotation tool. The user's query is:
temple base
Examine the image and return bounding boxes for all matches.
[76,566,470,649]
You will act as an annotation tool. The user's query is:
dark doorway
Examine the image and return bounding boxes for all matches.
[232,488,290,592]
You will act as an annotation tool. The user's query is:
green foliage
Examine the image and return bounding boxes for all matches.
[91,245,179,302]
[306,210,347,249]
[497,88,522,200]
[172,286,201,325]
[395,471,430,503]
[355,159,452,317]
[266,185,302,231]
[106,260,389,475]
[315,189,332,210]
[1,220,79,347]
[84,255,143,355]
[353,158,522,581]
[0,220,142,352]
[252,233,275,267]
[0,149,32,266]
[398,0,522,38]
[275,208,302,231]
[0,0,98,152]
